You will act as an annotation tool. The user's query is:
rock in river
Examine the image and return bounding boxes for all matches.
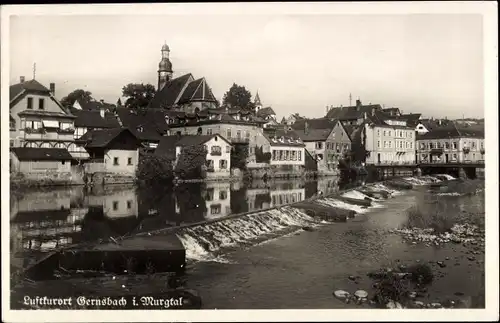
[333,290,350,300]
[437,261,446,268]
[386,301,403,309]
[354,290,368,299]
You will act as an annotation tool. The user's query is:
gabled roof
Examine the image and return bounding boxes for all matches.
[417,124,484,140]
[10,79,51,101]
[292,118,336,131]
[77,128,140,148]
[76,99,116,111]
[256,107,276,117]
[294,128,333,142]
[10,79,68,112]
[177,78,217,104]
[114,107,169,142]
[326,103,382,120]
[70,108,120,128]
[11,147,74,161]
[263,128,305,147]
[149,73,194,109]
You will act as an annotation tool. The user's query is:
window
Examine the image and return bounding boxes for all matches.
[219,190,227,200]
[27,97,33,109]
[453,153,457,160]
[211,145,222,155]
[236,130,242,139]
[219,159,227,169]
[226,145,230,153]
[389,141,392,148]
[298,150,302,161]
[377,130,380,137]
[383,130,386,136]
[445,142,450,149]
[315,142,323,149]
[284,150,289,160]
[384,141,387,148]
[272,150,277,161]
[409,132,412,138]
[38,98,45,110]
[452,141,457,150]
[127,200,132,209]
[429,143,433,149]
[410,142,413,149]
[227,129,232,138]
[113,201,119,211]
[291,150,297,161]
[127,157,132,165]
[113,157,119,165]
[377,141,380,148]
[207,128,213,135]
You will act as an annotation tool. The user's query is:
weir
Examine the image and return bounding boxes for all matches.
[17,175,453,282]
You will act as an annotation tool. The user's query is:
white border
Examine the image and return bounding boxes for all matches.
[1,2,498,322]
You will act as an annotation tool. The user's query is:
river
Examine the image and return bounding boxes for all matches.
[10,175,485,309]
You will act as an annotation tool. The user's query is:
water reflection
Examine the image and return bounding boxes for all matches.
[10,177,342,268]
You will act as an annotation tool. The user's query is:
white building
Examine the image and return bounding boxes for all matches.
[416,125,485,163]
[156,134,232,177]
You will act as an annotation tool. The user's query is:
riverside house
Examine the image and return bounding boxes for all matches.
[293,118,352,174]
[156,134,232,178]
[327,100,416,165]
[416,124,485,164]
[9,77,76,151]
[69,105,120,161]
[262,128,306,171]
[167,112,269,164]
[10,147,74,175]
[76,128,142,177]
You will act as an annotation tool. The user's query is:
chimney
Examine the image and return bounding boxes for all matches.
[20,76,25,83]
[49,83,55,95]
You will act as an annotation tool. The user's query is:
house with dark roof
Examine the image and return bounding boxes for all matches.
[283,113,305,126]
[68,107,120,160]
[256,107,277,122]
[113,107,170,150]
[325,100,417,165]
[72,98,116,112]
[10,147,74,174]
[168,114,270,164]
[9,77,76,150]
[293,119,351,174]
[156,134,232,177]
[76,128,142,176]
[416,124,484,164]
[260,128,306,170]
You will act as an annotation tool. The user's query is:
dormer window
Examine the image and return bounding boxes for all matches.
[137,126,143,132]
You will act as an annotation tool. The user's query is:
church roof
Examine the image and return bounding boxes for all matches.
[254,92,262,105]
[177,78,217,104]
[149,73,194,109]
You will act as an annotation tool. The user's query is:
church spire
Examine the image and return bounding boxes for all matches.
[158,43,173,91]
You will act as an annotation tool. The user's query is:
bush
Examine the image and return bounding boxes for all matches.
[175,145,207,180]
[407,263,434,285]
[136,154,174,186]
[231,144,248,170]
[405,202,456,234]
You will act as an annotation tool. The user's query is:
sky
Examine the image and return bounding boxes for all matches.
[8,10,484,119]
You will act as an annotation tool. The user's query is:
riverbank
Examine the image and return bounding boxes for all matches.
[10,175,485,309]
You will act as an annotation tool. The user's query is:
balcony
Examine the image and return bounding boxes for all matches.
[22,127,74,141]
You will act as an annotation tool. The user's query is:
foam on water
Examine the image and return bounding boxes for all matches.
[403,176,441,186]
[176,206,316,261]
[341,190,375,200]
[314,198,368,214]
[435,174,457,180]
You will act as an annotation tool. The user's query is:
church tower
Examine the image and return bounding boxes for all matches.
[158,43,173,91]
[254,91,262,112]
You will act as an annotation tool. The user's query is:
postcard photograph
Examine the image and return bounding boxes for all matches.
[1,2,498,322]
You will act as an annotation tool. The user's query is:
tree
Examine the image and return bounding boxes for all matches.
[122,83,156,109]
[231,144,249,170]
[60,89,93,108]
[175,145,208,180]
[222,83,255,110]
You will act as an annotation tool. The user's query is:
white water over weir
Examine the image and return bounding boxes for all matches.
[176,207,316,261]
[164,175,455,262]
